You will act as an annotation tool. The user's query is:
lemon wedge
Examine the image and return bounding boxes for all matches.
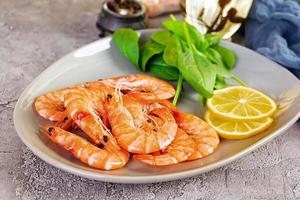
[205,111,273,139]
[206,86,277,121]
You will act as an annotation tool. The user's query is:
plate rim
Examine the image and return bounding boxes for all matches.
[13,29,300,184]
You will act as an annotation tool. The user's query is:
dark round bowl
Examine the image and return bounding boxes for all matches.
[96,0,147,34]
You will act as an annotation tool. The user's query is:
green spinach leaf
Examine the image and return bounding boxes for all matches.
[148,54,179,81]
[162,20,185,39]
[205,34,221,46]
[140,40,164,71]
[163,35,180,66]
[151,30,172,46]
[206,48,232,78]
[178,23,216,97]
[213,45,236,69]
[178,49,215,98]
[206,48,246,86]
[162,20,207,51]
[112,28,140,69]
[214,75,228,89]
[150,65,180,81]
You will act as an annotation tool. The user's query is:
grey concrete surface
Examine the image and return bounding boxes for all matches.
[0,0,300,199]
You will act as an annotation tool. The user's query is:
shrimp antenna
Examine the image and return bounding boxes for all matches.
[114,83,123,106]
[98,116,112,135]
[89,107,112,135]
[144,112,159,127]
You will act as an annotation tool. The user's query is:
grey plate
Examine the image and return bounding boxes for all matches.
[13,30,300,184]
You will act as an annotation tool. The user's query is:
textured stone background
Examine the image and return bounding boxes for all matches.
[1,1,300,199]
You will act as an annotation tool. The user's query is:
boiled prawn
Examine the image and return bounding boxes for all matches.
[173,111,220,160]
[100,74,175,100]
[107,94,177,154]
[64,83,118,148]
[42,126,129,170]
[133,128,195,166]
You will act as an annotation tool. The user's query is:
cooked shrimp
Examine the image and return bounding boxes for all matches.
[125,92,161,104]
[35,88,71,122]
[41,126,129,170]
[34,81,103,121]
[100,74,175,99]
[55,116,74,130]
[35,82,106,131]
[64,83,120,149]
[107,94,178,154]
[173,111,220,160]
[149,100,219,159]
[133,128,195,166]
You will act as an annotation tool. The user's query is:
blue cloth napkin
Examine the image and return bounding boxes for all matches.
[245,0,300,78]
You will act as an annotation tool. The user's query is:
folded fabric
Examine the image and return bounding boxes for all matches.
[245,0,300,78]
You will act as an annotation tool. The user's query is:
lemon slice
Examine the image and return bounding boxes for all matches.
[207,86,277,121]
[205,111,273,140]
